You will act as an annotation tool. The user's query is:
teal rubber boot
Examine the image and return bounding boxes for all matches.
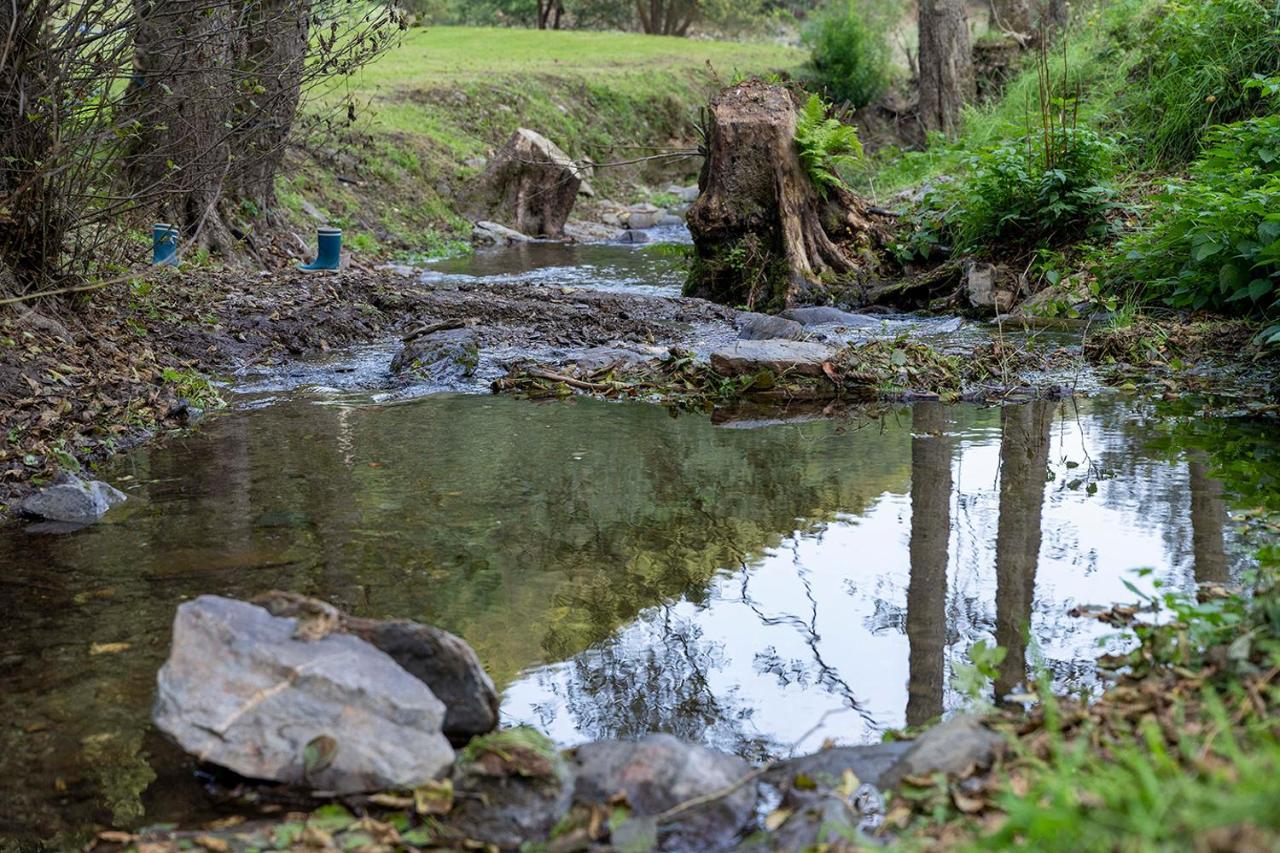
[152,223,179,266]
[300,227,342,271]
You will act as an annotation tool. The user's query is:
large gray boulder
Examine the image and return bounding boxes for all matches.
[153,596,455,793]
[253,591,500,740]
[878,715,1006,789]
[710,340,836,378]
[473,128,583,239]
[571,734,757,851]
[18,474,126,524]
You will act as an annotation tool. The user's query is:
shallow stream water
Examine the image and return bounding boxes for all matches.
[0,236,1272,842]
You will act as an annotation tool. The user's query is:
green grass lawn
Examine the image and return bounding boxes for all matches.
[288,27,801,256]
[349,26,802,93]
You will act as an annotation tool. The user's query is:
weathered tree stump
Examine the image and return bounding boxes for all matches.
[473,128,582,239]
[685,81,889,312]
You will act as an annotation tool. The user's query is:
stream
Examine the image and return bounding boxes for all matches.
[1,234,1274,842]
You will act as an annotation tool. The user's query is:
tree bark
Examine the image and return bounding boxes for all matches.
[992,401,1053,705]
[636,0,696,36]
[229,0,311,214]
[123,0,243,252]
[906,402,952,728]
[918,0,975,136]
[685,82,888,311]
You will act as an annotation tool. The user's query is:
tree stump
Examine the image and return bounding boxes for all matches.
[685,81,889,312]
[473,128,582,239]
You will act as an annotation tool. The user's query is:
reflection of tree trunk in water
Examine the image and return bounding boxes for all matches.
[1189,451,1228,585]
[993,401,1053,704]
[906,402,952,727]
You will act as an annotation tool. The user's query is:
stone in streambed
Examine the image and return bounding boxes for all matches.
[153,595,455,794]
[780,306,878,328]
[710,340,836,378]
[18,474,126,525]
[442,728,574,849]
[571,733,757,850]
[391,326,480,383]
[253,590,500,740]
[735,312,806,341]
[877,714,1006,790]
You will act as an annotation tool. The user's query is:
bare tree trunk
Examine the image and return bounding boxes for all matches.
[123,0,243,252]
[686,82,889,311]
[635,0,696,35]
[906,402,952,728]
[918,0,975,136]
[992,401,1053,705]
[229,0,311,214]
[1189,452,1228,585]
[1047,0,1070,29]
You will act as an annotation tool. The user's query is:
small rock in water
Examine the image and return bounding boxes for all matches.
[614,229,650,244]
[18,474,126,525]
[472,220,532,245]
[391,326,481,384]
[965,262,1016,312]
[153,595,455,794]
[735,312,806,342]
[780,306,877,328]
[710,340,836,378]
[571,734,757,850]
[878,714,1006,790]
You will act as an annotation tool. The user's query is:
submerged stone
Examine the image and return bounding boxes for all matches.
[18,475,126,525]
[153,596,455,793]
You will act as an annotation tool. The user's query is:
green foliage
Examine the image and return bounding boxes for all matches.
[801,0,892,109]
[1120,0,1280,166]
[1114,80,1280,315]
[948,127,1117,252]
[794,94,863,198]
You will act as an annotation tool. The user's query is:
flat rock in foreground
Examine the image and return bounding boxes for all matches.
[877,714,1006,790]
[153,595,455,793]
[710,340,836,377]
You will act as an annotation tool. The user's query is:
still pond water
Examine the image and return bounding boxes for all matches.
[2,232,1273,841]
[0,387,1268,840]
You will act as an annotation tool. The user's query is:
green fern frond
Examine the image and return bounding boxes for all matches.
[795,93,863,197]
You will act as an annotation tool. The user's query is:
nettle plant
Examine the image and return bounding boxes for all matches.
[1117,76,1280,339]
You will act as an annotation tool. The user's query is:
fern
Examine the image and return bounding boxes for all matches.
[795,94,863,197]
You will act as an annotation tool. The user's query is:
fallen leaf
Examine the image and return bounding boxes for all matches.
[764,808,793,831]
[90,642,131,656]
[193,834,230,852]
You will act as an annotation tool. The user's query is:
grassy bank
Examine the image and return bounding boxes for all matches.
[278,27,804,258]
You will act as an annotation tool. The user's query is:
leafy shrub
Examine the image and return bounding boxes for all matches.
[795,94,863,197]
[802,0,892,110]
[948,127,1117,252]
[1122,0,1280,165]
[1115,78,1280,323]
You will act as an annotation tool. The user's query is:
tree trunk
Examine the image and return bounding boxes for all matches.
[990,0,1033,34]
[228,0,311,214]
[906,402,952,728]
[992,401,1053,705]
[918,0,975,136]
[1047,0,1069,30]
[0,3,66,289]
[123,0,243,252]
[636,0,696,36]
[1189,452,1228,585]
[685,82,888,311]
